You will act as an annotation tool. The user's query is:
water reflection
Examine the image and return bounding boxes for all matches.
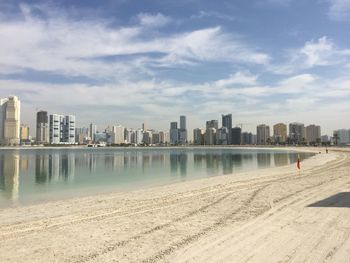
[0,149,315,206]
[0,154,19,201]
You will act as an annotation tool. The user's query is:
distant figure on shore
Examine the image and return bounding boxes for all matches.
[326,147,329,154]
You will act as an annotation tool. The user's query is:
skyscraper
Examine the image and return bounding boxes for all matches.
[289,122,305,144]
[49,114,76,144]
[170,122,178,144]
[0,98,9,144]
[193,128,204,145]
[231,127,242,145]
[257,124,270,145]
[89,123,97,142]
[1,96,21,145]
[20,124,30,144]
[306,124,321,144]
[111,125,125,144]
[222,114,232,144]
[206,120,219,130]
[36,111,49,144]
[273,123,287,144]
[179,115,187,144]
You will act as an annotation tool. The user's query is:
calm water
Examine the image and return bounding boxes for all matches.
[0,147,314,207]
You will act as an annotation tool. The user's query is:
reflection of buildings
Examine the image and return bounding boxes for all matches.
[35,153,76,182]
[273,153,289,167]
[0,154,19,200]
[257,153,271,167]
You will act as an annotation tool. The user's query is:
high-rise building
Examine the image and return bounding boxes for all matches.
[257,124,270,145]
[0,98,9,144]
[231,127,242,145]
[306,124,321,144]
[152,132,160,145]
[142,122,147,131]
[289,122,305,144]
[216,127,229,145]
[273,123,287,144]
[170,122,178,144]
[64,115,76,144]
[222,114,232,144]
[205,127,216,145]
[75,127,89,144]
[143,130,152,145]
[36,111,49,144]
[206,120,219,130]
[179,115,187,144]
[159,131,169,144]
[49,114,76,144]
[0,96,21,145]
[111,125,125,144]
[20,124,30,144]
[242,132,253,145]
[333,129,350,145]
[89,123,97,142]
[193,128,204,145]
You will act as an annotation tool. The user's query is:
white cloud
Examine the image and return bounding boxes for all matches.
[137,13,171,28]
[270,36,350,74]
[328,0,350,21]
[0,3,269,80]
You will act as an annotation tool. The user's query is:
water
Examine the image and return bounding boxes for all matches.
[0,147,314,207]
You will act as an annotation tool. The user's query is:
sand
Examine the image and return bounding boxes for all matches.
[1,147,350,262]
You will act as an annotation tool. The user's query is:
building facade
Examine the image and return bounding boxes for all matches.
[306,124,321,144]
[49,114,76,144]
[333,129,350,145]
[289,122,305,144]
[170,122,178,144]
[0,96,21,145]
[273,123,287,144]
[193,128,204,145]
[222,114,232,144]
[231,127,242,145]
[178,115,187,145]
[257,124,270,145]
[36,111,49,144]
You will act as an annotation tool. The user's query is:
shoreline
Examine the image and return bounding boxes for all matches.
[0,147,349,262]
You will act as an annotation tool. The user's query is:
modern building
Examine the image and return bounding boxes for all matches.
[257,124,270,145]
[205,127,216,145]
[152,132,160,145]
[193,128,204,145]
[289,122,305,144]
[159,131,169,144]
[242,132,253,145]
[20,124,30,144]
[216,127,229,145]
[231,127,242,145]
[222,114,232,144]
[306,124,321,144]
[143,130,153,145]
[75,127,89,144]
[64,115,76,144]
[178,115,187,144]
[36,111,49,144]
[0,96,21,145]
[49,114,76,144]
[111,125,125,145]
[206,120,219,130]
[135,129,144,145]
[273,123,287,144]
[89,123,97,143]
[333,129,350,145]
[170,122,178,144]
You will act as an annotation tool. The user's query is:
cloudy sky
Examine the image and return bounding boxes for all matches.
[0,0,350,136]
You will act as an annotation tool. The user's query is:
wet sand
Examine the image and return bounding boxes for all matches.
[0,147,349,262]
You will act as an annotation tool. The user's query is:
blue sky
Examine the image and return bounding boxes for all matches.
[0,0,350,135]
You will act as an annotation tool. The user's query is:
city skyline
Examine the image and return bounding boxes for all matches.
[0,1,350,135]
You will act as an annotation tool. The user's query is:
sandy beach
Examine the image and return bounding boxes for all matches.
[1,147,350,262]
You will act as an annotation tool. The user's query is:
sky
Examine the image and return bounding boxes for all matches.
[0,0,350,136]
